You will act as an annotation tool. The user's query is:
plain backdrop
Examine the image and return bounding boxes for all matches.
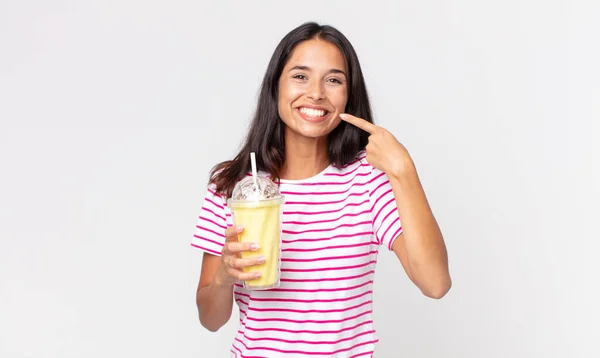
[1,0,599,357]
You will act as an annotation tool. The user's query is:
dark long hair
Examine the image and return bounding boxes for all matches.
[210,22,374,198]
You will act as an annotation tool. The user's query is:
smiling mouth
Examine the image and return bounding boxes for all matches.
[297,107,330,122]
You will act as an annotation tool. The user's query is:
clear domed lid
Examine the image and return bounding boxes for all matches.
[231,175,281,201]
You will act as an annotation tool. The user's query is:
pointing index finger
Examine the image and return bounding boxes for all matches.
[339,113,377,134]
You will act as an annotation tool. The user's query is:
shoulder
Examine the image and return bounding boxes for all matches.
[348,151,393,195]
[330,150,378,179]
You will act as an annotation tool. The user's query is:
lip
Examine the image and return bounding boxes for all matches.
[296,104,330,112]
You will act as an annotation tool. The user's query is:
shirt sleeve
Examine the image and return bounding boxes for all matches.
[190,184,230,256]
[367,163,403,251]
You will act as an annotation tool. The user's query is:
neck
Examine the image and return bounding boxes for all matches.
[280,129,329,180]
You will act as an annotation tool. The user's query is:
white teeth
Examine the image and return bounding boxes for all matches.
[299,107,326,118]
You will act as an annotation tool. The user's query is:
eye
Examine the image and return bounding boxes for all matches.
[293,74,307,80]
[327,77,343,84]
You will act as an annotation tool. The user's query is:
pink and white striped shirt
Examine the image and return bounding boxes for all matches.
[192,153,403,357]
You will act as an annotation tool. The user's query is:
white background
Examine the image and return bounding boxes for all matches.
[1,0,599,357]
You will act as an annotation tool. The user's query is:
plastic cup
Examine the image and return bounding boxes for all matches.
[227,172,284,290]
[228,196,284,290]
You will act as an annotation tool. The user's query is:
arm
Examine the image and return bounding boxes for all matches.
[339,113,451,299]
[389,161,451,299]
[196,253,235,332]
[196,226,263,331]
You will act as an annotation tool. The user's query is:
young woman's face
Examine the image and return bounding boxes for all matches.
[278,39,348,140]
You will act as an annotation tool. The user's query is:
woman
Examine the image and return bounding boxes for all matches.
[192,22,451,357]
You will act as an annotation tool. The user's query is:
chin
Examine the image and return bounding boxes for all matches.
[295,121,337,139]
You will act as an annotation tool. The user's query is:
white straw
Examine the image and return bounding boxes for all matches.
[250,152,258,192]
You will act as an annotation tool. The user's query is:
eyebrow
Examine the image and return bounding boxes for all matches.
[289,65,347,76]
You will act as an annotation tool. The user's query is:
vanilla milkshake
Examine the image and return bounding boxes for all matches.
[228,165,284,290]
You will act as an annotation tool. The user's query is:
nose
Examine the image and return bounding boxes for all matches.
[307,80,325,101]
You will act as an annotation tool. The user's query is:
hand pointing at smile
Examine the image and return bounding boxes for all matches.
[340,113,414,177]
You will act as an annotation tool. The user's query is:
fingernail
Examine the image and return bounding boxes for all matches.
[236,225,244,232]
[254,272,262,278]
[339,113,347,119]
[250,244,260,251]
[257,256,266,264]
